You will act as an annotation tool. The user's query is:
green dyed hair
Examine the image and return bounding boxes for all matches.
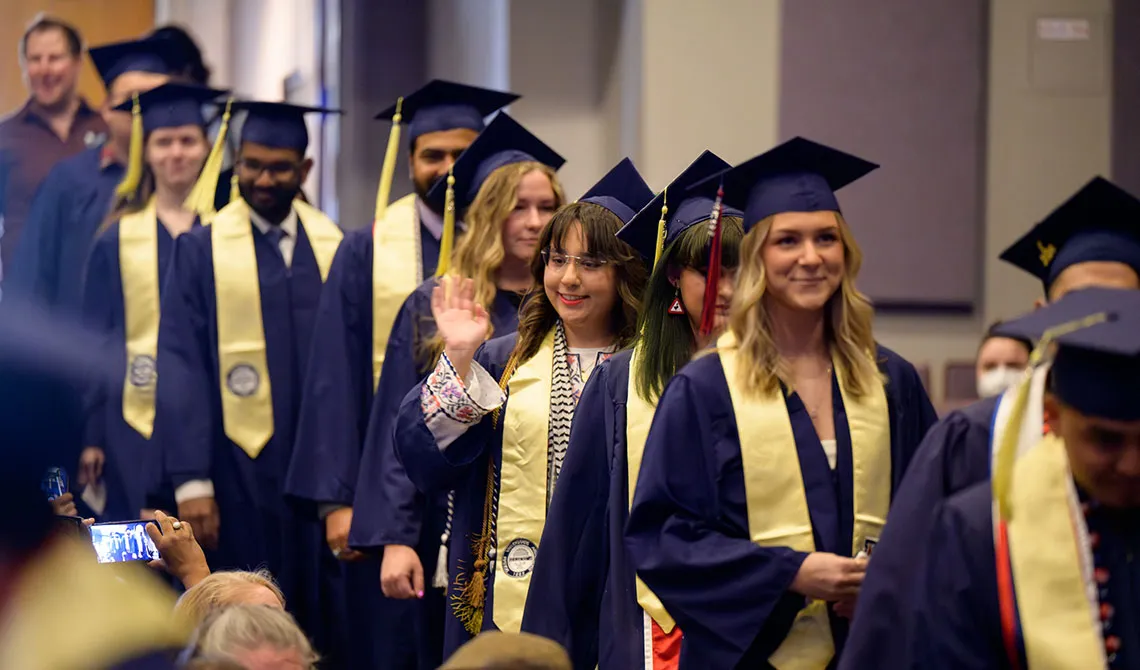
[633,215,744,402]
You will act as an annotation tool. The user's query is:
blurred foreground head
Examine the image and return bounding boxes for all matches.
[0,300,117,557]
[440,631,571,670]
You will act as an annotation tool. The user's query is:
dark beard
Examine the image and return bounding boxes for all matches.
[414,174,446,215]
[239,182,298,224]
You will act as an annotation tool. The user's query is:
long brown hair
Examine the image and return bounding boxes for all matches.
[420,161,566,368]
[726,211,882,397]
[510,202,647,368]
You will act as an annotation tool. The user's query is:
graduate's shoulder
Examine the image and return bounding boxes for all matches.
[42,146,103,186]
[476,330,521,374]
[668,349,731,404]
[337,225,376,261]
[380,193,418,224]
[874,343,926,384]
[939,477,996,543]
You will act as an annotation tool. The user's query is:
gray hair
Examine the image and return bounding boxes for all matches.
[191,605,319,668]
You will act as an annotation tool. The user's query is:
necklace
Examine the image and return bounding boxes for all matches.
[805,365,834,420]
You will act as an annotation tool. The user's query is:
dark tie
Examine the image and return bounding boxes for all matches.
[264,227,286,262]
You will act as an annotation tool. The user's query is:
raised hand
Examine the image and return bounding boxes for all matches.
[431,276,490,379]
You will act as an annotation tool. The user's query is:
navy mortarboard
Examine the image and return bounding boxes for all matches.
[88,37,173,87]
[372,80,519,221]
[234,101,341,153]
[424,112,564,276]
[695,136,879,231]
[578,157,655,226]
[111,82,228,133]
[617,150,743,266]
[999,176,1140,293]
[994,286,1140,422]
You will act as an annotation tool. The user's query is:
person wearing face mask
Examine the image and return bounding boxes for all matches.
[911,287,1140,669]
[623,138,938,669]
[81,83,227,523]
[841,175,1140,670]
[288,111,565,670]
[153,100,344,659]
[392,156,650,659]
[975,322,1032,399]
[7,37,173,314]
[520,151,743,670]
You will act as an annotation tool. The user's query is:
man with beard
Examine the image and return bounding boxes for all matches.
[283,82,517,670]
[154,101,344,663]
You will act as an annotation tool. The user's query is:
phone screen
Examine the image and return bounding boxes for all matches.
[90,520,160,563]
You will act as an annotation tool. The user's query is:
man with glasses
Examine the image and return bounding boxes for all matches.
[154,101,346,665]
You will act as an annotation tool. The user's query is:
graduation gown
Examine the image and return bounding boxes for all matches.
[839,395,997,670]
[914,480,1140,670]
[154,215,329,645]
[520,350,635,669]
[624,345,937,669]
[7,146,124,313]
[82,217,192,521]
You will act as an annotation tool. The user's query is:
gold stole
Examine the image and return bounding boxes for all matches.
[492,328,557,633]
[625,345,677,634]
[371,193,422,388]
[1000,435,1106,668]
[118,198,162,438]
[212,198,342,457]
[989,364,1050,475]
[718,332,891,670]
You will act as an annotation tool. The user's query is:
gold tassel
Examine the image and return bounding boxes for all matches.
[992,310,1110,521]
[434,167,457,278]
[114,92,144,198]
[375,96,404,222]
[184,98,234,218]
[652,187,668,270]
[229,171,240,206]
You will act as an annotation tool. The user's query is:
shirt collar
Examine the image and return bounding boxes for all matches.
[415,196,465,241]
[248,205,298,239]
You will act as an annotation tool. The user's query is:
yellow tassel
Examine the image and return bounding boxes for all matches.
[652,187,668,270]
[184,98,234,218]
[434,167,457,278]
[229,171,240,207]
[375,96,404,222]
[114,92,144,199]
[992,310,1110,520]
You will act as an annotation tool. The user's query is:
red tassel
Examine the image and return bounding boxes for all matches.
[698,182,725,337]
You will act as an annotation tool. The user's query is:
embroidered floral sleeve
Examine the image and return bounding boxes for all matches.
[420,352,506,451]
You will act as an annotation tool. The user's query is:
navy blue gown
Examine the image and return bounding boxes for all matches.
[914,479,1140,670]
[839,395,998,670]
[624,346,937,669]
[82,217,194,521]
[7,146,124,313]
[154,217,332,655]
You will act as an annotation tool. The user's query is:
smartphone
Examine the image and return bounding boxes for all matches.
[41,466,69,501]
[52,515,92,543]
[89,520,161,563]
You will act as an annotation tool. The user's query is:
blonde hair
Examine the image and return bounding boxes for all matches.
[191,605,318,668]
[174,570,286,627]
[422,161,565,366]
[726,211,882,397]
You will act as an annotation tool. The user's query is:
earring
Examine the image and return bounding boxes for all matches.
[667,288,685,315]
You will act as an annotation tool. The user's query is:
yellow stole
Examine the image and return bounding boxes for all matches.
[0,539,190,670]
[718,332,891,670]
[493,328,557,633]
[625,345,677,634]
[118,198,162,438]
[1000,434,1106,668]
[371,193,422,388]
[211,198,342,457]
[989,364,1050,475]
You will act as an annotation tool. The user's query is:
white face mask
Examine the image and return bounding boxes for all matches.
[977,365,1026,398]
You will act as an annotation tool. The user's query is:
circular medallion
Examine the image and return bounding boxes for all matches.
[226,364,260,397]
[501,538,538,578]
[128,355,157,388]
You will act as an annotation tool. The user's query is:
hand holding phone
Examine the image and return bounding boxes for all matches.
[89,520,162,563]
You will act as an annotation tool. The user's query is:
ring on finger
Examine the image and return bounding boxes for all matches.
[171,520,183,530]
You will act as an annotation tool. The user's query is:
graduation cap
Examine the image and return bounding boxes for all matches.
[617,150,743,266]
[111,83,228,134]
[998,177,1140,293]
[88,37,173,88]
[994,286,1140,422]
[692,136,878,232]
[578,158,654,225]
[235,101,341,153]
[371,80,519,222]
[425,113,564,278]
[111,83,229,202]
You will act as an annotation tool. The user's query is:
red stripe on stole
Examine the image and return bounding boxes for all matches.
[995,519,1022,670]
[650,619,682,670]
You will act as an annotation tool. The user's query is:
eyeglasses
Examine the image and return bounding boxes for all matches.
[237,158,302,180]
[541,250,610,273]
